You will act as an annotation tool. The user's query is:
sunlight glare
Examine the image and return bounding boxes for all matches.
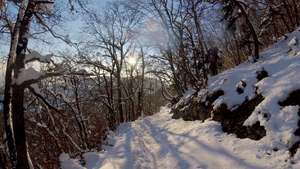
[127,55,138,66]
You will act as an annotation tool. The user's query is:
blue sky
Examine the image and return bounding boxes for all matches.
[28,0,111,54]
[0,0,110,56]
[26,0,167,55]
[0,0,111,85]
[0,0,222,57]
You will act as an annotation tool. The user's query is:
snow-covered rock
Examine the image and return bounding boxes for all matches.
[207,28,300,150]
[171,27,300,152]
[288,37,298,47]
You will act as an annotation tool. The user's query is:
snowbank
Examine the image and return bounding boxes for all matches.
[206,28,300,150]
[171,27,300,155]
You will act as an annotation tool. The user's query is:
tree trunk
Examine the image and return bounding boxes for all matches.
[137,49,145,119]
[279,14,292,32]
[282,1,295,28]
[11,86,28,169]
[291,0,300,25]
[73,78,89,149]
[3,32,18,169]
[167,49,184,96]
[0,146,7,169]
[117,70,124,123]
[11,1,35,168]
[234,0,260,61]
[2,0,29,168]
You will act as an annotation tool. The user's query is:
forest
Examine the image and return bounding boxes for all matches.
[1,0,300,169]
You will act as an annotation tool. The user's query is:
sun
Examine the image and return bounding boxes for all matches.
[127,55,138,66]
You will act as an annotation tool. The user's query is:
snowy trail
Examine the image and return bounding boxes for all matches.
[61,107,293,169]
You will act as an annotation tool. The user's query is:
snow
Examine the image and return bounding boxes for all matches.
[25,50,52,63]
[61,107,294,169]
[206,28,300,149]
[60,153,85,169]
[244,62,300,148]
[15,67,43,85]
[173,88,197,109]
[288,37,297,47]
[209,31,300,110]
[30,83,41,94]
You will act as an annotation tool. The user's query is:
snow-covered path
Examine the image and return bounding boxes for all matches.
[61,107,294,169]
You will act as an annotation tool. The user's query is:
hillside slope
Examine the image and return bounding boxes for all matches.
[173,27,300,154]
[60,29,300,169]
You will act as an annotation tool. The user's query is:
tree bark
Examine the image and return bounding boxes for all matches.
[233,0,260,61]
[2,0,29,168]
[116,70,124,123]
[12,1,35,168]
[137,49,145,119]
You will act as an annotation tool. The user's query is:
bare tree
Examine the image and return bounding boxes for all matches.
[82,1,142,123]
[0,0,86,168]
